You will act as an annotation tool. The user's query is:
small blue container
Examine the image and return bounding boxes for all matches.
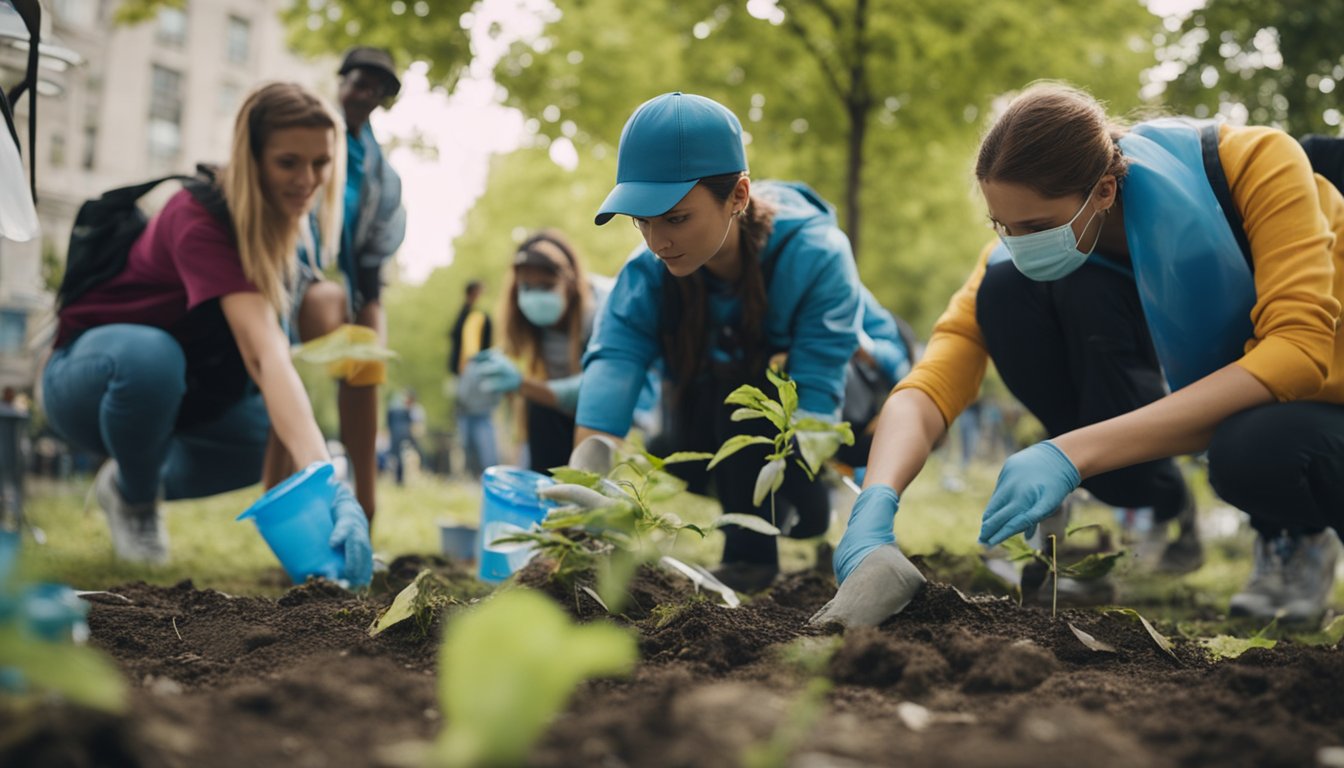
[237,462,344,584]
[477,466,555,583]
[439,523,478,563]
[0,527,18,591]
[20,583,89,643]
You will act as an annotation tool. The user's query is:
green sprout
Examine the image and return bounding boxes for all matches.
[999,523,1124,618]
[708,367,855,524]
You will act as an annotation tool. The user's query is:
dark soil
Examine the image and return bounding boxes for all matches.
[3,565,1341,768]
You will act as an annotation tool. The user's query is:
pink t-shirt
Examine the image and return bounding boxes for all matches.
[57,189,259,347]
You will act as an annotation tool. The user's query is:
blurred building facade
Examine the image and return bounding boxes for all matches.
[0,0,332,392]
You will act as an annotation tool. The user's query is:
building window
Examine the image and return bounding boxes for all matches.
[226,16,250,65]
[82,124,96,170]
[0,310,26,355]
[156,6,187,47]
[218,81,240,116]
[52,0,97,27]
[49,132,65,168]
[147,65,183,171]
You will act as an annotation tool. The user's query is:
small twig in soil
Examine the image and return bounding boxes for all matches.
[172,616,183,641]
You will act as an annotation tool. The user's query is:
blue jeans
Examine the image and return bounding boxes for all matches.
[43,325,269,504]
[458,412,498,477]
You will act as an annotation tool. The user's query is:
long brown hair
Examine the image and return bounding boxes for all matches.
[976,82,1130,198]
[499,230,593,376]
[663,172,776,399]
[222,82,343,316]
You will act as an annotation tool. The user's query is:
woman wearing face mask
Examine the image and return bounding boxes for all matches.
[41,83,373,586]
[826,82,1344,627]
[573,92,864,593]
[486,230,607,473]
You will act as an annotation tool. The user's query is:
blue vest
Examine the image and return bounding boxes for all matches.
[988,118,1256,391]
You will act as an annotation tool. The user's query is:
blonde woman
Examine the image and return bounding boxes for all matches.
[44,83,371,584]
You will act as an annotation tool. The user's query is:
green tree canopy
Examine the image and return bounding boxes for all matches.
[1157,0,1344,134]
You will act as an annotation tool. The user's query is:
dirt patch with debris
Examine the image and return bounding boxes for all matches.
[3,565,1341,768]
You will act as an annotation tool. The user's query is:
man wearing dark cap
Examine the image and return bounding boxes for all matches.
[333,46,405,519]
[281,47,407,522]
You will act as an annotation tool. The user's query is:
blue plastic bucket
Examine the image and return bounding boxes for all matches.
[477,466,555,583]
[237,463,344,584]
[439,523,477,563]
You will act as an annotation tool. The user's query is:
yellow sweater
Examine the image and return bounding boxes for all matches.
[896,124,1344,426]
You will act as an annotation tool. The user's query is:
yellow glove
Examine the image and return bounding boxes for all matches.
[293,324,395,386]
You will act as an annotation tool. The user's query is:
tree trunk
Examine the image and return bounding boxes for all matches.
[845,0,870,260]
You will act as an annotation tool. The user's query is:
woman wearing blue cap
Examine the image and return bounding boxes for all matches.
[816,82,1344,627]
[574,91,865,592]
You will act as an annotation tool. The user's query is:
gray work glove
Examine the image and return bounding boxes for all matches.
[808,543,926,628]
[568,434,621,476]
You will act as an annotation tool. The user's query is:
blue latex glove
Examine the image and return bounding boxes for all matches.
[548,374,581,413]
[473,351,522,394]
[833,484,899,585]
[978,440,1081,547]
[329,483,373,587]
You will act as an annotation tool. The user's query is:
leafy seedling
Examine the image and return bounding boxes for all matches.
[369,569,460,638]
[999,527,1125,618]
[431,590,637,767]
[710,367,854,523]
[494,450,712,612]
[0,625,126,713]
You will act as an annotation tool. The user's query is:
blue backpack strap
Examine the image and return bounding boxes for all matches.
[1199,122,1253,271]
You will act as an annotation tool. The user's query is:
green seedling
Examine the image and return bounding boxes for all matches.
[1000,522,1124,618]
[369,569,460,639]
[0,625,126,713]
[740,676,833,768]
[709,367,854,523]
[493,452,712,611]
[430,589,637,767]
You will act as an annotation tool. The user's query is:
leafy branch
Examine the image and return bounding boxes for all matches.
[707,367,855,521]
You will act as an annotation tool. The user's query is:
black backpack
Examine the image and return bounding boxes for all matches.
[57,166,229,309]
[57,166,252,428]
[1200,124,1344,269]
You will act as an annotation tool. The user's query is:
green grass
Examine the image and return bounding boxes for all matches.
[14,453,1343,643]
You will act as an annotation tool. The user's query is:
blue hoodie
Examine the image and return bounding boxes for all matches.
[576,181,862,436]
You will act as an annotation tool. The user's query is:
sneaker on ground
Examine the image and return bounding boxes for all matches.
[95,460,169,565]
[1277,530,1339,624]
[1229,532,1283,620]
[710,561,779,593]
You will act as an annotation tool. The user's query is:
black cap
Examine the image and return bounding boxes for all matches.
[338,47,401,97]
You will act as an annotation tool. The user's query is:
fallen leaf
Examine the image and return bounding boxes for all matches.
[1068,622,1117,653]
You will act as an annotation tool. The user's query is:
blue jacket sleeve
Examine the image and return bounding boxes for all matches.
[859,288,911,381]
[782,224,862,417]
[575,256,664,435]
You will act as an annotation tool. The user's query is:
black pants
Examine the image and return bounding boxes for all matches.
[979,259,1344,535]
[526,400,576,475]
[1207,402,1344,536]
[977,260,1190,520]
[653,371,830,567]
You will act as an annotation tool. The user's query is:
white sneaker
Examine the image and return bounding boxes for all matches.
[1230,530,1338,623]
[1279,530,1338,624]
[94,461,169,565]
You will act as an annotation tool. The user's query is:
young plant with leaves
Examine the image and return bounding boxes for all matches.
[492,450,721,611]
[999,523,1124,618]
[707,367,855,522]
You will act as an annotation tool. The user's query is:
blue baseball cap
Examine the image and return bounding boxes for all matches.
[595,92,748,225]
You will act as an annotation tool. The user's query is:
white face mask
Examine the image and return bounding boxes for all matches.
[999,182,1103,282]
[517,286,566,327]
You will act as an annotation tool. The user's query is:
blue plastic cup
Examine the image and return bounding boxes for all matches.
[237,462,345,584]
[439,523,478,563]
[477,466,555,583]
